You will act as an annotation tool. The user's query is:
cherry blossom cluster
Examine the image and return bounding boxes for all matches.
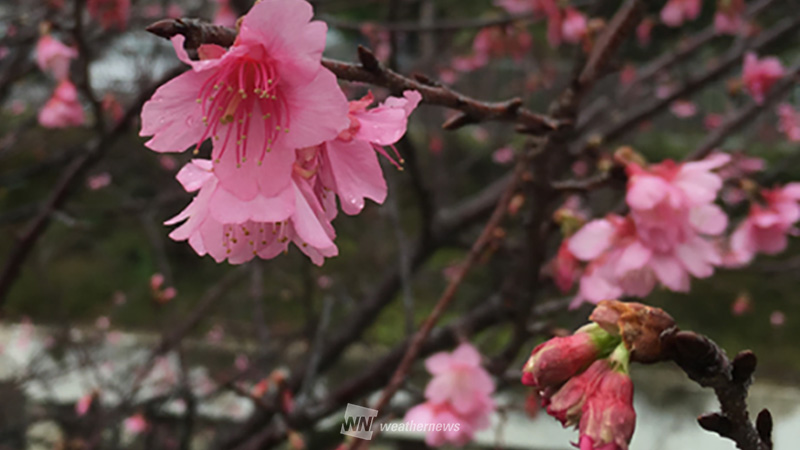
[551,148,800,306]
[494,0,588,48]
[522,300,674,450]
[139,0,421,265]
[35,27,84,128]
[404,343,495,447]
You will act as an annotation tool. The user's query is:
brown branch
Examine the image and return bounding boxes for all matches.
[0,66,185,308]
[619,0,776,99]
[319,12,536,33]
[144,18,560,134]
[662,329,772,450]
[589,13,800,146]
[686,60,800,161]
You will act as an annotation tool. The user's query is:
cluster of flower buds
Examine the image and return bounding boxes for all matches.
[521,300,675,449]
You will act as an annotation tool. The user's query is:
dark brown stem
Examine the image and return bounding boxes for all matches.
[662,330,772,450]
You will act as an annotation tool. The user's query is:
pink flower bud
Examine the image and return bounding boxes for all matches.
[578,347,635,450]
[522,324,618,389]
[545,359,609,427]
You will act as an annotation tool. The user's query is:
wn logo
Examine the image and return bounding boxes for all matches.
[340,403,378,440]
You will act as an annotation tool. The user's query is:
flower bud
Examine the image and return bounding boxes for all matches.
[521,323,619,389]
[545,359,609,427]
[589,300,675,363]
[578,345,635,450]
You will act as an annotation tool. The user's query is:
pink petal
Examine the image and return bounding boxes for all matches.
[689,204,728,235]
[614,241,652,277]
[140,69,210,153]
[324,140,387,215]
[649,255,690,292]
[291,181,335,249]
[425,352,453,375]
[626,176,669,210]
[175,160,214,192]
[568,219,616,261]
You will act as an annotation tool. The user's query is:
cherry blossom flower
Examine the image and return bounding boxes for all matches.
[564,154,731,304]
[75,392,95,416]
[87,172,112,190]
[124,413,148,435]
[669,99,697,118]
[522,323,617,389]
[714,0,745,35]
[660,0,701,27]
[140,0,350,202]
[404,343,495,447]
[166,159,337,265]
[88,0,130,30]
[492,147,515,165]
[38,79,85,128]
[550,240,581,293]
[729,183,800,265]
[770,310,786,327]
[213,0,238,27]
[636,18,654,47]
[777,103,800,142]
[36,34,77,81]
[561,8,588,44]
[742,52,785,104]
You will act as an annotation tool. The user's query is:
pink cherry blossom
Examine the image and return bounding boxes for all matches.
[494,0,533,14]
[88,0,130,30]
[551,240,581,293]
[492,146,515,165]
[742,52,785,104]
[714,0,745,35]
[75,392,94,416]
[213,0,238,27]
[636,18,654,47]
[669,100,697,118]
[561,8,588,44]
[770,310,786,327]
[38,80,85,128]
[141,0,349,202]
[87,172,112,190]
[777,103,800,142]
[166,159,336,265]
[36,34,77,81]
[660,0,701,27]
[404,343,495,447]
[124,413,148,435]
[729,183,800,265]
[704,113,723,130]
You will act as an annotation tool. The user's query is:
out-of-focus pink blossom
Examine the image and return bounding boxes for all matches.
[159,155,178,171]
[317,275,332,289]
[551,241,581,293]
[150,273,165,291]
[636,18,654,47]
[160,286,177,302]
[742,52,785,104]
[88,0,130,30]
[453,26,532,72]
[777,103,800,142]
[619,65,636,86]
[404,343,495,447]
[87,172,112,190]
[141,0,350,204]
[704,113,723,130]
[75,392,95,416]
[660,0,701,27]
[102,93,123,122]
[494,0,533,14]
[166,4,183,18]
[561,8,588,44]
[214,0,238,27]
[731,293,752,316]
[714,0,745,35]
[235,354,249,370]
[207,324,225,343]
[38,80,85,128]
[36,34,77,81]
[492,147,515,165]
[670,100,697,118]
[770,310,785,326]
[124,414,148,435]
[729,183,800,265]
[360,23,392,62]
[95,316,110,330]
